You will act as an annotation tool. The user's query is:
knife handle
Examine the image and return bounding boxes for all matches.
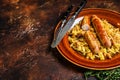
[73,0,87,18]
[61,5,73,20]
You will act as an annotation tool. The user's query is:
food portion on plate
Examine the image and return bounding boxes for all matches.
[68,15,120,60]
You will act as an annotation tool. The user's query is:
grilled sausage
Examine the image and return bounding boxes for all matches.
[81,16,90,31]
[91,15,111,48]
[84,31,100,53]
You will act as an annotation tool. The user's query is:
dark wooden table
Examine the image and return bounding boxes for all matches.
[0,0,120,80]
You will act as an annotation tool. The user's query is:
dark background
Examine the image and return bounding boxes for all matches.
[0,0,120,80]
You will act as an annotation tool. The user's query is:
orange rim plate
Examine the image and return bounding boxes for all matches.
[56,8,120,70]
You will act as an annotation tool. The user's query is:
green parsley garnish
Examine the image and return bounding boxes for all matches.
[84,67,120,80]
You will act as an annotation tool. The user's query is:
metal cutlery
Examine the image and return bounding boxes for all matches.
[51,0,87,48]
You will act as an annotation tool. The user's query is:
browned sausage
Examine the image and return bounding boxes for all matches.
[84,31,100,53]
[91,15,111,48]
[81,16,90,31]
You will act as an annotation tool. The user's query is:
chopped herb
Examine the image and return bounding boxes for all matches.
[84,67,120,80]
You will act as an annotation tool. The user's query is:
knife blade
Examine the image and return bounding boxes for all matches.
[51,0,87,48]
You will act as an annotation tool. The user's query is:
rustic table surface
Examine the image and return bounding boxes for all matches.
[0,0,120,80]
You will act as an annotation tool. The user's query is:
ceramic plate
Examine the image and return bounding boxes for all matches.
[56,8,120,70]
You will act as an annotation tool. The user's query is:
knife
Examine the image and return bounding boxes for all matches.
[53,5,73,42]
[51,0,87,48]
